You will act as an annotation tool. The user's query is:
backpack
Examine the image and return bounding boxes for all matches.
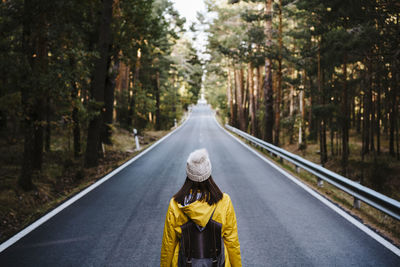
[178,208,225,267]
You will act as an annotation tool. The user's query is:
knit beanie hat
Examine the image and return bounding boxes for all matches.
[186,149,212,182]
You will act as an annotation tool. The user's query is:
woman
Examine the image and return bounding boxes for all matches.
[161,148,242,267]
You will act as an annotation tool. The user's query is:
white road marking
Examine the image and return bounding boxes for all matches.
[213,116,400,257]
[0,113,191,253]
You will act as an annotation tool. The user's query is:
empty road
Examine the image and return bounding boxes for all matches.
[1,105,399,266]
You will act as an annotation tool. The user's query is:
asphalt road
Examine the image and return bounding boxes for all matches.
[1,105,399,266]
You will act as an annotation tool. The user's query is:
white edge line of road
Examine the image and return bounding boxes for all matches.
[0,112,192,253]
[213,116,400,257]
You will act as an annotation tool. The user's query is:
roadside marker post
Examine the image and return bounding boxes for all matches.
[134,128,140,151]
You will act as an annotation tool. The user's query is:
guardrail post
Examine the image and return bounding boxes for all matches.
[353,197,361,209]
[317,178,324,187]
[353,181,361,209]
[279,156,283,164]
[295,166,300,173]
[133,128,140,151]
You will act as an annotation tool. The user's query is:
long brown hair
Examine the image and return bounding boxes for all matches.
[173,176,223,205]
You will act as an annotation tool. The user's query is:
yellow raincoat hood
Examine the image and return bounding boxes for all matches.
[161,193,242,267]
[178,200,216,228]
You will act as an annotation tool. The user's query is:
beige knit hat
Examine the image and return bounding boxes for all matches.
[186,148,212,182]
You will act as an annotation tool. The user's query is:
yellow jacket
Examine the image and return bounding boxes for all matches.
[161,193,242,267]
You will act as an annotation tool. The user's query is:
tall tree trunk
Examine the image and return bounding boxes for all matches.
[85,0,113,167]
[299,86,305,146]
[241,69,250,127]
[70,57,81,159]
[129,48,142,128]
[389,65,396,156]
[362,84,370,156]
[232,68,238,128]
[44,96,51,152]
[263,0,274,143]
[341,53,349,174]
[115,61,130,123]
[102,54,118,145]
[356,94,362,134]
[19,0,35,190]
[395,57,400,160]
[308,75,317,140]
[368,59,375,153]
[241,68,248,128]
[275,0,283,146]
[299,70,307,146]
[155,71,161,130]
[377,79,381,155]
[318,40,327,165]
[227,67,234,125]
[72,98,81,159]
[32,12,48,171]
[235,68,246,131]
[255,65,261,137]
[32,99,44,170]
[330,117,335,156]
[255,65,260,113]
[248,63,256,136]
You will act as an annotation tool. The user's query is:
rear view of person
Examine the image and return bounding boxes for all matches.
[161,149,242,267]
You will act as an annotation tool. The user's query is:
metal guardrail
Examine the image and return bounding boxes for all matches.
[225,124,400,221]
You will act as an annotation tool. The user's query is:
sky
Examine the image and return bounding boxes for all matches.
[171,0,209,60]
[171,0,206,26]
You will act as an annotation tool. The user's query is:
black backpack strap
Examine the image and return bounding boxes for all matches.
[212,220,218,267]
[208,204,218,266]
[185,224,192,267]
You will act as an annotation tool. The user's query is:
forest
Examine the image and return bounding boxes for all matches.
[203,0,400,201]
[0,0,203,240]
[0,0,203,188]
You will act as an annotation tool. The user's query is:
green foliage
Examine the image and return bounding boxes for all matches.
[0,0,202,188]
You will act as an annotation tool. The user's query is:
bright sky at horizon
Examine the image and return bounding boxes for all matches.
[171,0,206,27]
[171,0,209,60]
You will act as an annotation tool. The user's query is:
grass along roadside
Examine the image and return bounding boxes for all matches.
[0,126,172,244]
[215,116,400,248]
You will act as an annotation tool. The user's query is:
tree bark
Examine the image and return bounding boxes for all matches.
[102,54,118,145]
[32,11,48,171]
[19,0,35,190]
[232,68,238,128]
[318,40,327,165]
[368,59,375,153]
[44,96,51,152]
[376,79,381,155]
[85,0,113,167]
[263,0,274,143]
[274,0,283,146]
[32,98,44,170]
[155,71,161,130]
[235,68,246,131]
[248,63,257,136]
[227,68,234,125]
[341,53,349,174]
[389,64,396,156]
[255,65,260,113]
[115,61,130,123]
[128,48,141,128]
[72,97,81,159]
